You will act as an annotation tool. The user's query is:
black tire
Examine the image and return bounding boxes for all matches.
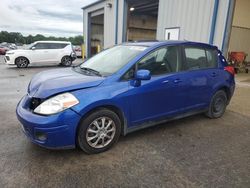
[77,108,121,154]
[206,90,227,119]
[61,56,72,67]
[15,57,29,68]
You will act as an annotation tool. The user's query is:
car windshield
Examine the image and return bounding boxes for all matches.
[79,45,148,76]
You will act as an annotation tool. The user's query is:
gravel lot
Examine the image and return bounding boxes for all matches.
[0,55,249,188]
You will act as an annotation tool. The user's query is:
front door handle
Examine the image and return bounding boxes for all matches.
[162,80,169,84]
[173,79,182,83]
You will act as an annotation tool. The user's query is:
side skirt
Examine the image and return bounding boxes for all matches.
[125,109,207,135]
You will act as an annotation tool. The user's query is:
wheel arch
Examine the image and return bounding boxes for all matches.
[216,85,232,104]
[75,104,127,145]
[61,55,72,61]
[15,56,30,65]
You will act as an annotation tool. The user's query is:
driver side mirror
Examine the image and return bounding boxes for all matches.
[31,46,36,50]
[132,69,151,87]
[135,69,151,81]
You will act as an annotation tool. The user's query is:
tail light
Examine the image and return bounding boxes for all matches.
[224,66,235,76]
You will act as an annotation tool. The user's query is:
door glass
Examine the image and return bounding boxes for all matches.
[138,46,181,75]
[206,49,218,68]
[34,43,48,49]
[184,47,218,70]
[184,47,207,70]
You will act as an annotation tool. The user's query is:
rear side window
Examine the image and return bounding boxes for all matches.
[184,47,217,70]
[206,49,218,68]
[48,43,68,49]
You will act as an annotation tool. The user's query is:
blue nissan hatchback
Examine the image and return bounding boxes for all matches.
[17,41,235,154]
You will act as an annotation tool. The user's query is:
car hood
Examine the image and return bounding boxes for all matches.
[28,68,105,98]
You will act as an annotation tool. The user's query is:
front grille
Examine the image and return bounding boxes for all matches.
[5,56,10,61]
[30,98,42,110]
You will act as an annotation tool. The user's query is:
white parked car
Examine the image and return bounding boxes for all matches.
[4,41,76,68]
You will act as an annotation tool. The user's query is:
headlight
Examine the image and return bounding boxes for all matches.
[34,93,79,115]
[6,52,14,55]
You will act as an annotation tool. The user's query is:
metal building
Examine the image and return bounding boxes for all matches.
[82,0,250,60]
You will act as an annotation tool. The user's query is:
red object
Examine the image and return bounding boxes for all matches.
[224,66,235,76]
[228,52,246,64]
[0,47,7,55]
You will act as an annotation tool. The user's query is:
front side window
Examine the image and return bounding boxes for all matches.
[34,43,49,50]
[184,47,218,70]
[138,46,181,75]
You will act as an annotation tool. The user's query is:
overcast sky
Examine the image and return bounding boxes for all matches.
[0,0,97,37]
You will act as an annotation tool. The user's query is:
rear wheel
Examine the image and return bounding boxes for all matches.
[206,90,227,119]
[61,56,72,67]
[77,108,121,154]
[15,57,29,68]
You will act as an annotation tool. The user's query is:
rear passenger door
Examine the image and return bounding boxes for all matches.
[48,43,68,62]
[182,45,219,109]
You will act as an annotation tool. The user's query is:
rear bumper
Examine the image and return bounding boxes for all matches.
[71,53,77,61]
[16,95,82,149]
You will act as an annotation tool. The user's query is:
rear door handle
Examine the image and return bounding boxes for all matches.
[173,79,182,83]
[211,72,217,77]
[162,80,169,84]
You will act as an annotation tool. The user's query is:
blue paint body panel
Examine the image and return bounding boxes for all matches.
[16,41,235,149]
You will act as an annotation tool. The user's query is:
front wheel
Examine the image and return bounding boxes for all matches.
[77,109,121,154]
[206,90,227,119]
[15,57,29,68]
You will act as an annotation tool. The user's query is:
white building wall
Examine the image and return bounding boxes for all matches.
[83,0,231,56]
[83,1,105,56]
[117,0,126,44]
[213,0,230,49]
[83,0,123,56]
[157,0,230,50]
[104,0,116,48]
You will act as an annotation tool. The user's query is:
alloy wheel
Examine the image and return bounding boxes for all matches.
[86,117,116,149]
[62,56,72,66]
[17,57,28,67]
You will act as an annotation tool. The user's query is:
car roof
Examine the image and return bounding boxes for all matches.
[35,41,71,44]
[123,40,218,49]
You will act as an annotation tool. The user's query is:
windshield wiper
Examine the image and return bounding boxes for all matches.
[80,67,102,77]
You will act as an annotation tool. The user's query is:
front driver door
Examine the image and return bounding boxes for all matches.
[29,42,52,63]
[127,45,188,127]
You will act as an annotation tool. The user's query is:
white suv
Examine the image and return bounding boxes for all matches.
[4,41,76,68]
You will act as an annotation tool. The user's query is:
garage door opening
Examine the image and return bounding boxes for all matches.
[89,13,104,57]
[228,0,250,73]
[125,0,159,42]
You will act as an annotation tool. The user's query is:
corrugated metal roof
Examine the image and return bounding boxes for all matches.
[81,0,105,10]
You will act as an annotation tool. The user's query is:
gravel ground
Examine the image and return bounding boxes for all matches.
[0,56,249,188]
